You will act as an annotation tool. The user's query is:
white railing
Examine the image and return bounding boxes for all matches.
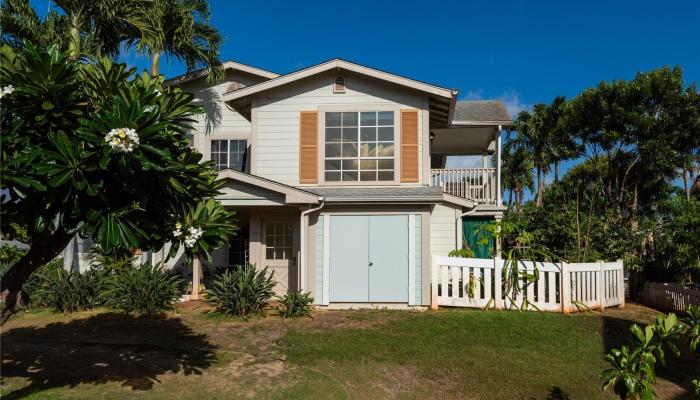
[430,168,496,203]
[431,256,624,312]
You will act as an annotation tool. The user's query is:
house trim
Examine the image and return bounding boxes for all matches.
[216,169,320,204]
[222,58,457,102]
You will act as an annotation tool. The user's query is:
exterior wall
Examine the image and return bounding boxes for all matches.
[178,70,267,164]
[252,70,427,186]
[430,202,461,257]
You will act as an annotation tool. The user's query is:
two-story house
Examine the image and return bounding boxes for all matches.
[63,58,511,309]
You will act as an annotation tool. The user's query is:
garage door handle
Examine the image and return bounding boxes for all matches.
[369,262,373,266]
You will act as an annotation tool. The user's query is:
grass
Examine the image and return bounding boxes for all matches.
[1,304,696,399]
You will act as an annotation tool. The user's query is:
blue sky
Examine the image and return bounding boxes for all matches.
[34,0,700,193]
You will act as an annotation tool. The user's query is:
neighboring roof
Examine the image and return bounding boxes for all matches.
[222,58,458,102]
[305,186,445,203]
[164,60,280,86]
[217,169,320,204]
[451,100,512,126]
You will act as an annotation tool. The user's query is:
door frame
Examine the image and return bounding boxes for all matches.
[323,212,415,305]
[261,218,300,294]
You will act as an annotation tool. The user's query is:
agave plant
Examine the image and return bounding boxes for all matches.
[278,291,314,318]
[34,264,107,312]
[102,263,182,314]
[205,264,275,317]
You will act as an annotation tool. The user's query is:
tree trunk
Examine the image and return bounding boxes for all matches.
[684,168,691,201]
[150,51,161,77]
[1,231,74,325]
[69,13,81,60]
[536,167,544,207]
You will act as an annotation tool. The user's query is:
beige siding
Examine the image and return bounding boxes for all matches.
[430,202,460,257]
[178,70,267,156]
[253,70,426,186]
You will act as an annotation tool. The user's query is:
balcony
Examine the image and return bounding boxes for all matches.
[430,168,497,204]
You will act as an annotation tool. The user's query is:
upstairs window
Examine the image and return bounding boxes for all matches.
[324,111,394,182]
[211,139,247,171]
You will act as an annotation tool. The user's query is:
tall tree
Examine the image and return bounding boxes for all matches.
[502,136,534,207]
[137,0,222,79]
[0,0,69,50]
[546,96,580,182]
[513,106,550,207]
[0,43,234,323]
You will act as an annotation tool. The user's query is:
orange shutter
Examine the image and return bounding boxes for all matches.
[400,110,419,182]
[299,111,318,184]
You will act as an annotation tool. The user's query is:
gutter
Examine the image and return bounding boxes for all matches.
[299,197,325,292]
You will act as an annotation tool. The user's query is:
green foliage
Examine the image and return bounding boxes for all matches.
[683,305,700,354]
[278,291,314,318]
[88,244,135,272]
[34,263,107,312]
[0,243,25,267]
[601,313,687,400]
[102,263,182,314]
[205,264,275,317]
[1,43,234,292]
[448,248,474,258]
[169,198,237,264]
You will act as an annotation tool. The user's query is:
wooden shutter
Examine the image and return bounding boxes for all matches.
[400,110,419,182]
[299,111,318,184]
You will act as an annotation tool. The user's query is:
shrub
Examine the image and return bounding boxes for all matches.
[103,263,182,314]
[278,291,314,318]
[206,264,275,317]
[448,248,475,258]
[34,263,107,312]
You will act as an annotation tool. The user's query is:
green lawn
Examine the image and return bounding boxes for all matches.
[1,304,696,399]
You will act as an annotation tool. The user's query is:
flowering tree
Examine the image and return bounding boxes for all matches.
[0,42,235,323]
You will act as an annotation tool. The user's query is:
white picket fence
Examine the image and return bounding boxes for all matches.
[431,256,624,312]
[640,282,700,313]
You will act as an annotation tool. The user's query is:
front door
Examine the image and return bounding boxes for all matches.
[262,221,298,295]
[329,215,409,303]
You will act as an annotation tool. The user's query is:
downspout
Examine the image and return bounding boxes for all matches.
[299,197,325,292]
[456,206,478,251]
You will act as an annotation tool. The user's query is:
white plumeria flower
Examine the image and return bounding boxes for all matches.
[104,128,139,153]
[0,85,14,99]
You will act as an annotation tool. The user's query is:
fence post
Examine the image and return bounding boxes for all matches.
[494,256,503,310]
[617,259,625,309]
[561,261,572,314]
[597,260,605,311]
[431,256,439,310]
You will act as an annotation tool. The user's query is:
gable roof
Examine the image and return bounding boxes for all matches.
[164,60,280,86]
[222,58,457,101]
[451,100,512,126]
[217,169,320,204]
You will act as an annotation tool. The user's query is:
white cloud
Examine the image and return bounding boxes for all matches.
[499,90,530,118]
[461,89,484,100]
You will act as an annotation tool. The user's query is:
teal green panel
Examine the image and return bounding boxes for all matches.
[462,217,494,259]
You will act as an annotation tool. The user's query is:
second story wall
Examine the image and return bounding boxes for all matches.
[251,70,429,187]
[179,70,268,171]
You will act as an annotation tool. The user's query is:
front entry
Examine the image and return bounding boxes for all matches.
[329,215,409,303]
[262,221,298,296]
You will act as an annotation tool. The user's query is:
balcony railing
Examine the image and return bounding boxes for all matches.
[430,168,497,204]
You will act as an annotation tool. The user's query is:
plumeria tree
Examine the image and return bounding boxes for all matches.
[0,42,235,323]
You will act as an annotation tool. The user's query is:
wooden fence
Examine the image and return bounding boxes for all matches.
[640,282,700,313]
[431,256,624,312]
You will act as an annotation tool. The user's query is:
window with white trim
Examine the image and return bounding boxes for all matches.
[324,111,394,182]
[211,139,247,171]
[264,223,293,260]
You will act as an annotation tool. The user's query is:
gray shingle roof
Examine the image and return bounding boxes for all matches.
[452,100,511,124]
[306,186,443,202]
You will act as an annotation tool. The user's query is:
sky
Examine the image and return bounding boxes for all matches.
[33,0,700,194]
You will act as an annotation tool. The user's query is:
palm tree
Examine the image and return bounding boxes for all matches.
[1,0,152,59]
[1,0,69,49]
[513,107,550,207]
[137,0,223,80]
[546,96,581,182]
[502,136,534,208]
